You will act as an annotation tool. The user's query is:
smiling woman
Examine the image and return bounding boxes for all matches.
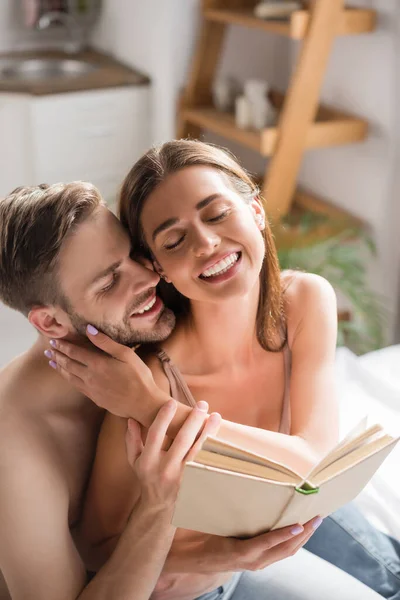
[120,140,285,353]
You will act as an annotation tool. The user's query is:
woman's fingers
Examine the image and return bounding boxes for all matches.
[48,359,85,390]
[47,338,97,368]
[167,401,210,464]
[46,348,88,380]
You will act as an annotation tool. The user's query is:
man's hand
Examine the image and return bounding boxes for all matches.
[125,399,221,509]
[165,516,323,574]
[46,326,175,426]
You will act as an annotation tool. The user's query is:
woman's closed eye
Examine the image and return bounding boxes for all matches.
[207,209,230,223]
[162,210,231,251]
[163,234,186,251]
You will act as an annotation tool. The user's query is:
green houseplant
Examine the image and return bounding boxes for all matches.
[275,213,387,355]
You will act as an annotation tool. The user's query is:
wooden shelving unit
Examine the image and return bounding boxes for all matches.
[182,102,367,156]
[204,7,376,40]
[178,0,377,229]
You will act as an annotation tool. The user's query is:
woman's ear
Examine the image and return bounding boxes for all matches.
[249,195,266,231]
[152,257,172,284]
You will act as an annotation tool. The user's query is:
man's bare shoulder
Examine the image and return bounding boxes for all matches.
[0,352,63,477]
[0,350,36,418]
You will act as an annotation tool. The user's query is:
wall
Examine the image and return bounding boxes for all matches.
[291,0,400,341]
[0,1,78,52]
[91,0,290,169]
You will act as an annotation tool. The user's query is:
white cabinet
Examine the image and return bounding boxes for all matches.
[0,94,32,198]
[0,85,150,204]
[31,86,150,204]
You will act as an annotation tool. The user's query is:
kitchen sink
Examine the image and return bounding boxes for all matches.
[0,58,99,81]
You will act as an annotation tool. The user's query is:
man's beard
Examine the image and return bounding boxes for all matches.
[64,295,176,347]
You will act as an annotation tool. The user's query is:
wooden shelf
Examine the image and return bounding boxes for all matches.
[204,8,377,40]
[182,104,368,157]
[272,188,364,249]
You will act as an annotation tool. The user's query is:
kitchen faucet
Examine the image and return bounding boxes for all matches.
[37,11,85,54]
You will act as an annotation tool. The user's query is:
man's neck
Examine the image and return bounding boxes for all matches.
[22,336,93,414]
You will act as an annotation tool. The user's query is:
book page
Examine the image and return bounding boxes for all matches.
[273,439,399,530]
[202,436,302,479]
[306,421,384,479]
[195,449,301,485]
[312,434,397,487]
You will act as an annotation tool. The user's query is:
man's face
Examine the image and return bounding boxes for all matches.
[56,206,175,346]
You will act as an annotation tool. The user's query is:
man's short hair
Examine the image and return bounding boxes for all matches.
[0,182,103,316]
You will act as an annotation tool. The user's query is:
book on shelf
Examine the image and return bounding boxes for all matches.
[172,418,399,537]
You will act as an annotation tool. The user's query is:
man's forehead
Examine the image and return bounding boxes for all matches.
[58,206,130,290]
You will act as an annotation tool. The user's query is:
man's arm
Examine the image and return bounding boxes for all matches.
[0,402,219,600]
[80,500,176,600]
[0,457,175,600]
[0,441,87,600]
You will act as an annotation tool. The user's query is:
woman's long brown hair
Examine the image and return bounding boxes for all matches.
[119,140,286,352]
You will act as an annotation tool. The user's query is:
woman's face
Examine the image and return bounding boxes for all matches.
[140,166,266,304]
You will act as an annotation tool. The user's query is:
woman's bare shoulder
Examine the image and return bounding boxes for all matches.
[281,271,337,345]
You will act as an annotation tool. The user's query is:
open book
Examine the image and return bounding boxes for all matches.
[172,418,399,537]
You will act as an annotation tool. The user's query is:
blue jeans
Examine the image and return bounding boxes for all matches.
[194,549,382,599]
[195,504,400,600]
[305,503,400,599]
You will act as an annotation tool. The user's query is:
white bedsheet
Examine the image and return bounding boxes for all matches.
[335,345,400,540]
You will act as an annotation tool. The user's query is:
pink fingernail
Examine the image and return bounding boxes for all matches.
[49,339,56,348]
[197,401,208,412]
[87,324,98,335]
[44,350,53,359]
[291,525,304,536]
[312,517,323,530]
[49,360,57,369]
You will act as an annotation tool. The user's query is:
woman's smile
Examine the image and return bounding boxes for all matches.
[198,251,242,283]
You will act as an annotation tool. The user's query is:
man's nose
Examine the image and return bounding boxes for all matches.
[128,259,160,293]
[192,228,221,258]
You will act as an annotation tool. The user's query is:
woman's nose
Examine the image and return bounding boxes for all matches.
[192,228,221,257]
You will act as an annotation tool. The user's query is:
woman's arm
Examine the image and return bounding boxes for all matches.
[49,274,338,476]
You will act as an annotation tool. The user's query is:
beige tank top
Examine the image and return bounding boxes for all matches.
[155,345,292,435]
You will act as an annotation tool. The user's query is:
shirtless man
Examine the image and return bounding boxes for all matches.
[0,182,319,600]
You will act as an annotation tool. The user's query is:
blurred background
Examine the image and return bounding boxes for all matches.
[0,0,399,366]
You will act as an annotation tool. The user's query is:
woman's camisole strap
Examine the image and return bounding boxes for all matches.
[280,343,292,435]
[156,349,197,408]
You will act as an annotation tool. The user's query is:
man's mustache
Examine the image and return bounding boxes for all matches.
[126,288,157,317]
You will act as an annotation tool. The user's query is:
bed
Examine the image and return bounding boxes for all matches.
[335,345,400,540]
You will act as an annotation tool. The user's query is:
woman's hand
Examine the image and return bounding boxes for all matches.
[165,516,323,574]
[46,326,192,431]
[125,399,221,510]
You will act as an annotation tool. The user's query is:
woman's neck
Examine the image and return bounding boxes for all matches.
[178,281,261,373]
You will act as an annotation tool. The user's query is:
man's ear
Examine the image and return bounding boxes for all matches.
[249,195,266,231]
[28,306,71,339]
[152,257,172,284]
